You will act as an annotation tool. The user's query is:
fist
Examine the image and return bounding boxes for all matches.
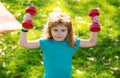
[92,16,100,24]
[90,16,101,32]
[23,13,32,21]
[22,13,33,29]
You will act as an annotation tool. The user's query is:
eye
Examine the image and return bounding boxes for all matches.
[53,29,58,32]
[62,29,66,32]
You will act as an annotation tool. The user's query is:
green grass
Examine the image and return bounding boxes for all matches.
[0,0,120,78]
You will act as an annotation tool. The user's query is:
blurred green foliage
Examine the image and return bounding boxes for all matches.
[0,0,120,78]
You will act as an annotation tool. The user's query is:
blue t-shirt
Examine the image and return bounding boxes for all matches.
[39,39,80,78]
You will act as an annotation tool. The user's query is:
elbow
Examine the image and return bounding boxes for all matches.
[90,41,97,47]
[88,39,97,47]
[19,42,24,47]
[19,41,27,48]
[19,42,25,47]
[92,42,97,47]
[19,41,33,49]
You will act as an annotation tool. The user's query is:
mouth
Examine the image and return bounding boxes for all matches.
[56,37,63,39]
[54,37,65,41]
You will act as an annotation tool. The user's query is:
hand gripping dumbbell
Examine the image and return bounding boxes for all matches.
[22,6,37,29]
[88,9,101,32]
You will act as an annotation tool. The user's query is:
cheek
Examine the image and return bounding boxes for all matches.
[51,31,56,36]
[66,32,68,36]
[65,30,68,34]
[63,31,68,37]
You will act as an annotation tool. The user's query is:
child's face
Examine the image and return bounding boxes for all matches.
[51,25,68,41]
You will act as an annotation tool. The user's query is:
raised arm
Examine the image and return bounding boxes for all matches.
[80,32,97,48]
[19,32,40,49]
[79,9,101,48]
[19,6,40,49]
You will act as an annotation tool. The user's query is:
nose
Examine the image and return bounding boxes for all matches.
[56,31,63,36]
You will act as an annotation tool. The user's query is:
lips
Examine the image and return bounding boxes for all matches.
[56,37,63,38]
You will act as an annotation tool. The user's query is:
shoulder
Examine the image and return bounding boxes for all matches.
[39,38,54,45]
[75,38,81,45]
[39,38,52,51]
[39,38,50,44]
[70,38,81,52]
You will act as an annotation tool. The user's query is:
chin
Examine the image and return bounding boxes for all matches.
[54,38,65,41]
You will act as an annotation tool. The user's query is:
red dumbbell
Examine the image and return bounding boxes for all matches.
[88,9,101,32]
[22,6,37,29]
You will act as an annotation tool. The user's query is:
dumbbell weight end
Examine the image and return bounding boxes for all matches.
[90,23,101,32]
[22,20,33,29]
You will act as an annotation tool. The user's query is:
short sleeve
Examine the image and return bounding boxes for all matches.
[39,39,48,52]
[72,38,81,52]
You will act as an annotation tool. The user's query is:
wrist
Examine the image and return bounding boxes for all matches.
[21,28,28,32]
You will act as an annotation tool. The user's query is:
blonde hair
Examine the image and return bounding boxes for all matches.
[42,12,76,47]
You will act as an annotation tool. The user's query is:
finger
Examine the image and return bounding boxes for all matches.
[23,13,32,20]
[92,16,100,23]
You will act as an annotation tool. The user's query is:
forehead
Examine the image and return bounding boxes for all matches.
[52,25,68,29]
